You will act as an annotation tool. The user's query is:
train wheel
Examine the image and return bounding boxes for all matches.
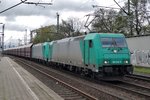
[91,72,96,79]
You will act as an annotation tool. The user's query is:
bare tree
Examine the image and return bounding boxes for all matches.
[92,0,150,36]
[129,0,150,35]
[92,8,119,33]
[60,17,84,37]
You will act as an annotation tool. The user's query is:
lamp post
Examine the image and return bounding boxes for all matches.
[0,23,5,52]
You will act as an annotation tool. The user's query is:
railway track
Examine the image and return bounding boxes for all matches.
[107,80,150,98]
[15,58,97,100]
[11,56,150,100]
[13,57,124,100]
[125,74,150,82]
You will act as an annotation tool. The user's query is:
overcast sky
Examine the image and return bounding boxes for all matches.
[0,0,125,44]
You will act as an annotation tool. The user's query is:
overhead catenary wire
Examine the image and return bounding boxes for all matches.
[84,0,128,32]
[108,0,125,7]
[92,5,120,9]
[0,0,27,14]
[93,1,150,13]
[113,0,128,15]
[21,0,52,5]
[0,0,53,14]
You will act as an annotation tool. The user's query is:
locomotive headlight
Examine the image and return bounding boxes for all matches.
[113,50,117,53]
[124,60,128,64]
[104,60,109,64]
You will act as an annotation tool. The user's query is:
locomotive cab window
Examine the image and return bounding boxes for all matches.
[89,40,93,48]
[100,37,127,48]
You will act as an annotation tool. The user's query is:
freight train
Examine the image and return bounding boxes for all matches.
[3,33,133,79]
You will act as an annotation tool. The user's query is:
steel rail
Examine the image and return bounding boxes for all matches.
[16,58,98,100]
[125,74,150,82]
[107,81,150,98]
[12,56,150,99]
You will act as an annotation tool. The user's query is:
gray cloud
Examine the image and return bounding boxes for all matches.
[0,0,95,32]
[0,0,93,18]
[5,16,16,21]
[4,16,57,32]
[5,22,26,31]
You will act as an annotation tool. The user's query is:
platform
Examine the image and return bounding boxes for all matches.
[0,57,64,100]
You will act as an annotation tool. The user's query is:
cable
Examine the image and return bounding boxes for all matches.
[23,0,52,5]
[0,0,53,14]
[113,0,128,15]
[108,0,125,7]
[0,0,27,14]
[92,5,120,9]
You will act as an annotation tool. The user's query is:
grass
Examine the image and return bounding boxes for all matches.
[134,66,150,75]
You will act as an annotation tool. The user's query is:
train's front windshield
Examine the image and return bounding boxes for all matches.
[100,37,127,48]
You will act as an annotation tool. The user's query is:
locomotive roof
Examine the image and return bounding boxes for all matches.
[54,35,85,43]
[84,33,124,40]
[99,33,124,37]
[52,33,124,43]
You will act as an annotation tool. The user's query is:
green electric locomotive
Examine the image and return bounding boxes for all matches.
[42,33,133,79]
